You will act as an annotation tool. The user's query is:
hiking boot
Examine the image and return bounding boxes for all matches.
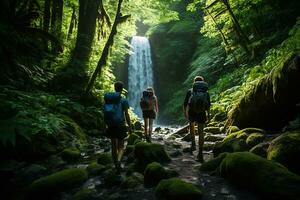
[197,153,204,163]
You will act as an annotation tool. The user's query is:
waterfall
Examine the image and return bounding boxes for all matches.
[128,36,153,118]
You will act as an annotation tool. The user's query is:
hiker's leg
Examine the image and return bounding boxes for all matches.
[190,122,196,151]
[197,123,205,162]
[117,139,125,162]
[111,138,118,164]
[144,117,149,137]
[149,118,153,137]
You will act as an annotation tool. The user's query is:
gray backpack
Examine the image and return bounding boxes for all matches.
[188,81,209,113]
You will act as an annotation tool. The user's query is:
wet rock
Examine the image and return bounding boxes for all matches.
[155,178,203,200]
[97,153,113,166]
[169,149,182,157]
[61,147,81,163]
[220,152,300,199]
[204,127,221,134]
[133,142,171,172]
[73,188,97,200]
[182,133,192,142]
[246,133,265,148]
[267,131,300,175]
[103,169,123,187]
[203,142,215,151]
[26,168,88,198]
[250,143,268,158]
[121,172,143,189]
[155,127,162,132]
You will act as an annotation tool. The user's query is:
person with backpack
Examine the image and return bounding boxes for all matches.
[140,87,158,142]
[104,81,132,172]
[183,76,211,162]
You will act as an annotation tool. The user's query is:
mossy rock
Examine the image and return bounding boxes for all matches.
[73,188,97,200]
[97,153,113,166]
[134,131,144,138]
[121,172,144,189]
[133,121,143,131]
[200,153,228,172]
[124,145,135,156]
[223,131,248,142]
[226,126,240,134]
[220,152,300,199]
[61,147,81,163]
[155,178,203,200]
[246,133,265,148]
[249,143,268,158]
[240,128,265,135]
[134,142,171,172]
[181,133,192,142]
[27,168,88,198]
[267,131,300,175]
[204,127,221,134]
[16,164,48,185]
[213,138,248,157]
[204,134,225,142]
[144,162,170,187]
[103,169,123,187]
[127,133,141,145]
[86,162,105,176]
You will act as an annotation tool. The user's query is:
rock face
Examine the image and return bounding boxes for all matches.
[220,152,300,200]
[155,178,203,200]
[267,131,300,175]
[134,142,171,172]
[26,168,88,198]
[227,55,300,131]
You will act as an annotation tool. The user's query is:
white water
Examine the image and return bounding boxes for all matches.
[128,36,153,118]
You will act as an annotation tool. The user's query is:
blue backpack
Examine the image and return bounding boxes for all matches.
[103,92,124,127]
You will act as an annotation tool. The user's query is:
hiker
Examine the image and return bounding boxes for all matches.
[104,81,132,172]
[140,87,159,142]
[183,76,211,162]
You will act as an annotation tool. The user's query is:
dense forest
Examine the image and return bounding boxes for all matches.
[1,0,300,199]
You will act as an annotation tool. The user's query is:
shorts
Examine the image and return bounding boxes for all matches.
[142,110,156,119]
[106,124,128,139]
[188,111,207,123]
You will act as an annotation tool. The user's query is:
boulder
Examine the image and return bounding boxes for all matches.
[246,133,265,148]
[267,131,300,175]
[226,126,240,134]
[121,172,143,189]
[134,121,143,131]
[155,178,203,200]
[134,142,171,172]
[127,133,141,145]
[86,162,105,176]
[61,147,81,162]
[144,162,170,187]
[97,153,113,166]
[213,138,248,157]
[204,134,225,142]
[220,152,300,199]
[181,133,192,142]
[227,55,300,131]
[16,164,48,185]
[27,168,88,198]
[200,153,228,172]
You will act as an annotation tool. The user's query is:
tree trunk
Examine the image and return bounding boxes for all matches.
[84,0,130,95]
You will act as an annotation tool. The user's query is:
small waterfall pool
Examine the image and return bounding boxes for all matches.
[128,36,153,118]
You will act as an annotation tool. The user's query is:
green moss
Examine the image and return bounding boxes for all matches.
[168,20,198,34]
[134,142,171,172]
[267,131,300,175]
[246,133,265,147]
[200,153,228,172]
[155,178,203,200]
[134,131,144,138]
[144,162,169,187]
[220,152,300,199]
[250,143,267,157]
[124,145,135,156]
[226,126,240,134]
[97,153,113,166]
[86,162,105,176]
[240,128,265,135]
[213,137,248,157]
[127,133,141,145]
[61,147,81,162]
[121,172,143,189]
[27,168,88,197]
[73,188,97,200]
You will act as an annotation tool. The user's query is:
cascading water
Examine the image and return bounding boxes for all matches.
[128,36,153,118]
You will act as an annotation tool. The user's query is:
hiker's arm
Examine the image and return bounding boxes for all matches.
[124,109,132,134]
[206,92,211,122]
[155,97,159,115]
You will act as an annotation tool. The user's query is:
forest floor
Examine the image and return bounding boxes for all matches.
[62,126,260,200]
